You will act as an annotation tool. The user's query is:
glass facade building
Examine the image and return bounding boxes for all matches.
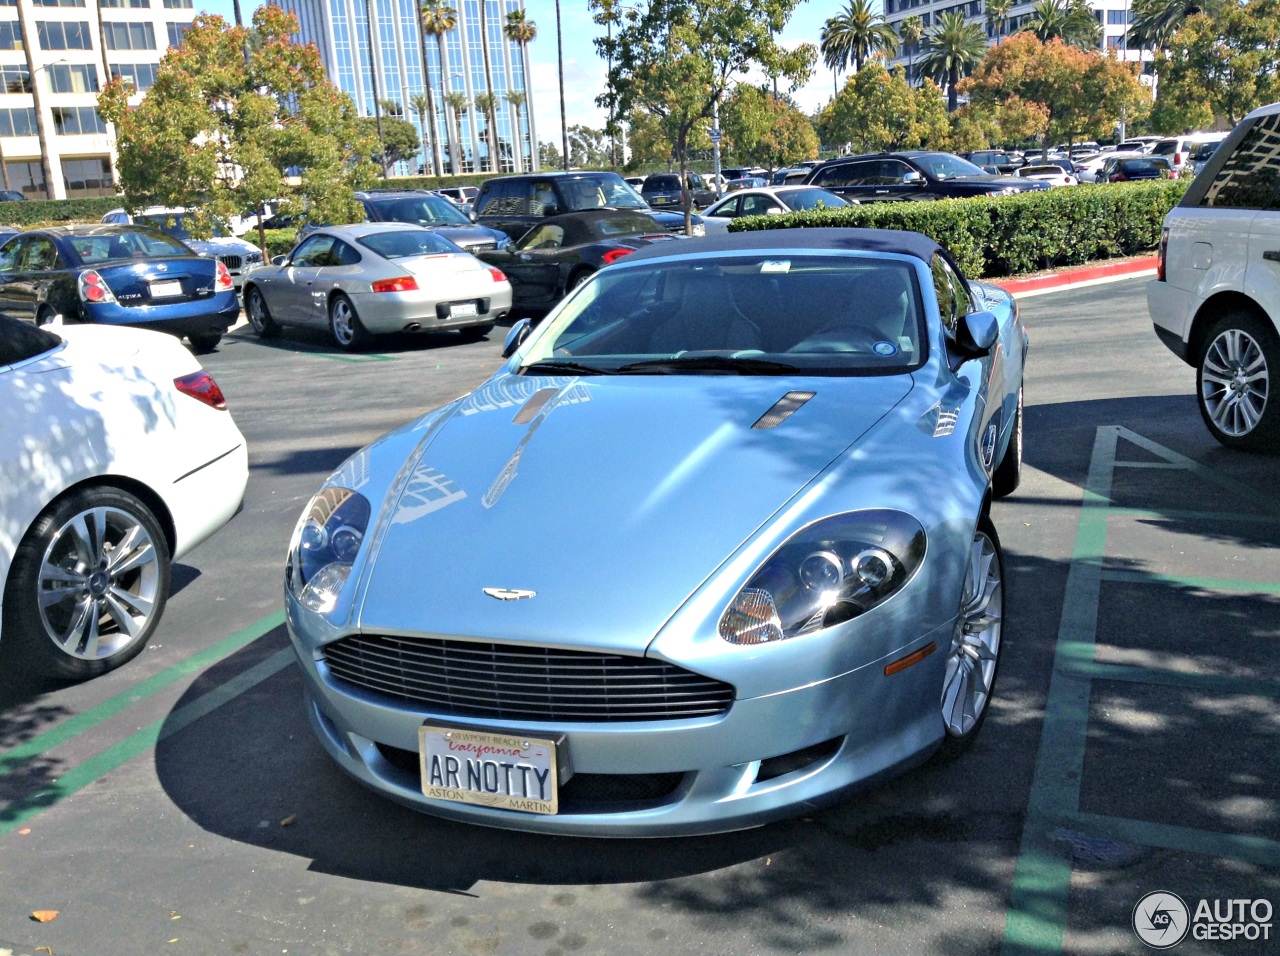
[282,0,538,175]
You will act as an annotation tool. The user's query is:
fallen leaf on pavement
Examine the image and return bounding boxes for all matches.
[281,814,297,827]
[31,910,59,922]
[18,828,30,835]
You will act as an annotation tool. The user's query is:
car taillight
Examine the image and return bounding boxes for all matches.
[601,248,634,265]
[1109,173,1126,182]
[1157,227,1169,281]
[1173,151,1182,166]
[174,370,227,410]
[78,270,117,304]
[487,267,507,283]
[371,275,419,293]
[215,260,233,291]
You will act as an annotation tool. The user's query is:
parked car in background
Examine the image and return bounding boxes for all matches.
[700,185,849,234]
[963,150,1020,174]
[624,175,647,189]
[0,314,247,678]
[805,151,1050,202]
[1151,133,1229,174]
[1115,136,1163,153]
[0,225,239,352]
[1149,102,1280,451]
[473,171,705,241]
[726,176,769,192]
[1183,138,1225,177]
[353,190,509,255]
[771,167,813,185]
[285,227,1026,835]
[1075,150,1146,183]
[435,185,479,212]
[242,223,510,351]
[101,207,263,293]
[641,173,715,211]
[0,190,26,201]
[1099,155,1172,182]
[475,209,678,312]
[1015,164,1078,187]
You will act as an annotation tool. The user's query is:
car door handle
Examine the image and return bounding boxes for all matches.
[1264,250,1280,262]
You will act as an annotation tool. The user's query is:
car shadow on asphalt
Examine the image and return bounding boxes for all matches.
[224,325,505,357]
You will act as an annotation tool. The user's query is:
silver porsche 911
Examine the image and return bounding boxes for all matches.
[242,223,513,351]
[285,228,1027,836]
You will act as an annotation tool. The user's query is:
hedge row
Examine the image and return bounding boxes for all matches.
[0,196,125,227]
[729,180,1188,278]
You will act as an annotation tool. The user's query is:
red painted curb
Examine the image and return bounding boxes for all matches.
[989,255,1159,295]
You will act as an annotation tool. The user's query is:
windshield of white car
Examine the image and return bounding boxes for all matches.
[357,230,463,258]
[519,254,926,375]
[912,154,990,180]
[370,195,473,226]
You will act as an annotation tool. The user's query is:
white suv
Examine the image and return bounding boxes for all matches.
[1148,102,1280,451]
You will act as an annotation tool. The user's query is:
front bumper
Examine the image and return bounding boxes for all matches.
[287,608,953,837]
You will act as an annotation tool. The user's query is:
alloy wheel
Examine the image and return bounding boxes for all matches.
[942,529,1003,737]
[1201,327,1269,438]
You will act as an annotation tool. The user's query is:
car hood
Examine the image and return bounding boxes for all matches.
[355,373,915,652]
[184,236,260,256]
[419,224,506,249]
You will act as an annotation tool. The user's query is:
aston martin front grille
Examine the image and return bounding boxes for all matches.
[322,635,735,722]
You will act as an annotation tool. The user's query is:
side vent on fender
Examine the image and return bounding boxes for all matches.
[752,391,816,430]
[512,387,561,425]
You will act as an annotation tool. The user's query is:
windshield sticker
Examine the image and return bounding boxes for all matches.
[898,336,915,353]
[760,260,790,274]
[873,341,898,357]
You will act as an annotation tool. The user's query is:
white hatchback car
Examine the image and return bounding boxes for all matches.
[1,316,249,678]
[1148,102,1280,451]
[699,185,849,234]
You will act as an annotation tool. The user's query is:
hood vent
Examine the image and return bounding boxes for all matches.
[752,390,815,430]
[512,387,561,424]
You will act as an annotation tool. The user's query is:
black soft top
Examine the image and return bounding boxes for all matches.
[621,227,945,266]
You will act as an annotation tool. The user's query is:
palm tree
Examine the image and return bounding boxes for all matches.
[444,90,470,172]
[421,0,459,174]
[410,92,435,175]
[899,14,925,86]
[505,89,527,173]
[414,6,442,175]
[475,0,500,173]
[919,10,988,112]
[1023,0,1101,48]
[820,0,899,85]
[985,0,1013,40]
[504,10,537,171]
[1127,0,1219,51]
[474,92,501,171]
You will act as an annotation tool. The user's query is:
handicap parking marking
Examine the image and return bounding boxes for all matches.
[1001,426,1280,956]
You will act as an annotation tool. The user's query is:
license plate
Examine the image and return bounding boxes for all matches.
[150,279,182,298]
[451,301,477,318]
[419,725,559,814]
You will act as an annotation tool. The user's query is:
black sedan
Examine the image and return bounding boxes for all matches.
[804,151,1050,202]
[476,210,679,313]
[0,225,240,352]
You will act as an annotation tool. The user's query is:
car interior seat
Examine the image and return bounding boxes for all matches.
[647,271,762,353]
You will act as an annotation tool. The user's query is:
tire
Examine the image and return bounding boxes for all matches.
[3,486,171,680]
[992,386,1023,498]
[937,517,1004,759]
[459,323,495,340]
[36,305,57,327]
[245,286,279,339]
[1197,310,1280,452]
[328,293,369,351]
[187,333,222,354]
[567,268,595,293]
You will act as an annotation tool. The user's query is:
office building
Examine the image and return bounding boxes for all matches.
[280,0,538,175]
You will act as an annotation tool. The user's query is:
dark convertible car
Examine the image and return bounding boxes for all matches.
[476,210,679,313]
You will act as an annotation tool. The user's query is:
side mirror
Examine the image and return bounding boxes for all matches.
[957,310,999,356]
[902,171,924,185]
[502,317,533,358]
[469,209,478,222]
[271,255,287,266]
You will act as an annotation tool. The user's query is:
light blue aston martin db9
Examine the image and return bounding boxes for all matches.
[284,228,1028,836]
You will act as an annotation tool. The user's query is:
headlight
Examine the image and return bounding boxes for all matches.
[718,510,926,645]
[287,487,371,612]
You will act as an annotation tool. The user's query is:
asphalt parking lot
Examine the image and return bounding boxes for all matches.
[1,276,1278,955]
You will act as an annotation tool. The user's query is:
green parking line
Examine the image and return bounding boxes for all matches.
[1101,570,1280,595]
[1069,812,1280,868]
[1001,426,1118,956]
[0,610,285,776]
[0,648,295,836]
[314,352,394,363]
[1061,659,1280,698]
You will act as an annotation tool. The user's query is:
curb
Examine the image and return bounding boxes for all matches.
[989,256,1159,298]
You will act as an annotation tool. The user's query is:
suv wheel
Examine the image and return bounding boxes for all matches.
[1197,309,1280,452]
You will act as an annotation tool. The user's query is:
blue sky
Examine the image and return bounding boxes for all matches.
[199,0,843,145]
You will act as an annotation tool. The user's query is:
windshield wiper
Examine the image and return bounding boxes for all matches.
[521,359,616,376]
[616,356,800,375]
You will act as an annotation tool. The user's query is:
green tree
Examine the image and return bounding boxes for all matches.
[899,14,925,85]
[539,140,563,168]
[444,90,470,171]
[818,64,948,153]
[357,115,421,168]
[505,90,528,172]
[98,5,376,254]
[820,0,899,82]
[476,0,499,172]
[601,0,809,234]
[985,0,1013,40]
[409,92,435,175]
[721,84,820,167]
[421,0,460,173]
[503,10,537,170]
[1127,0,1221,52]
[918,10,989,111]
[1022,0,1102,49]
[1150,0,1280,128]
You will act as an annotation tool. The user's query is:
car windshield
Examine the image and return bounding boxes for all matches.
[519,254,925,376]
[0,313,60,365]
[371,195,473,225]
[559,174,649,211]
[139,213,230,239]
[70,230,192,263]
[911,153,989,180]
[782,188,847,211]
[357,229,462,258]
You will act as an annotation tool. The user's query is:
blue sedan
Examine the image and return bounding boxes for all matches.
[285,228,1027,836]
[0,224,241,353]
